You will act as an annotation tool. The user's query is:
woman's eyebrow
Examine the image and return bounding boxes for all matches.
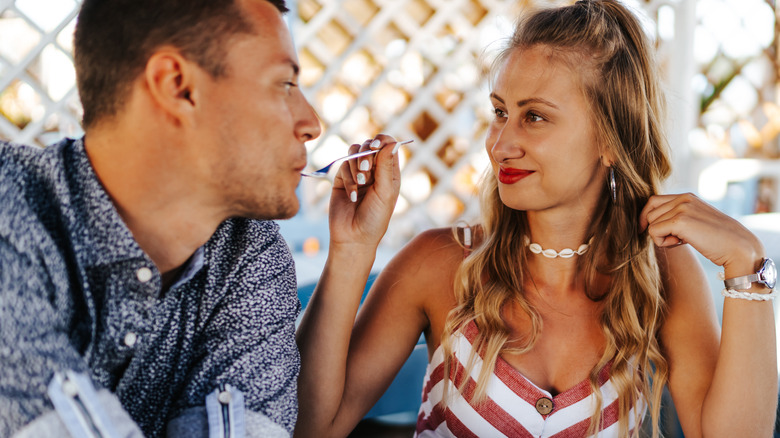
[516,97,559,109]
[489,92,505,104]
[490,92,558,110]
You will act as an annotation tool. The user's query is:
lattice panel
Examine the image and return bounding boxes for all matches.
[293,0,690,247]
[0,0,83,146]
[0,0,777,245]
[689,0,780,159]
[294,0,528,247]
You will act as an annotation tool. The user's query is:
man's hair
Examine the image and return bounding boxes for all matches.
[73,0,288,128]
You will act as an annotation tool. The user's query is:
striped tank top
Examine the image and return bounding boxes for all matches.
[414,320,645,437]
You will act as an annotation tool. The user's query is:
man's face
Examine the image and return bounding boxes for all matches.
[194,0,321,220]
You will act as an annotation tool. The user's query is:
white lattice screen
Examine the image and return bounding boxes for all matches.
[293,0,521,247]
[0,0,777,248]
[290,0,704,247]
[0,0,82,146]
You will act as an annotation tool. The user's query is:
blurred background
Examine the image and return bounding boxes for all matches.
[1,0,778,259]
[1,0,779,436]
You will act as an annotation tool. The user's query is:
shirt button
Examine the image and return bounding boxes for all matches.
[62,379,78,397]
[535,397,554,415]
[136,267,153,283]
[218,390,232,405]
[123,332,138,347]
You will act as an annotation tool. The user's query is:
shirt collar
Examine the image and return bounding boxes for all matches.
[169,246,205,290]
[63,137,150,268]
[63,137,208,291]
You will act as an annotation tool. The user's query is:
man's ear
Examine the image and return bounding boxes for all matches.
[144,50,198,126]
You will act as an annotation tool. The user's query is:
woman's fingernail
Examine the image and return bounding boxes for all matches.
[350,191,357,203]
[392,141,402,155]
[357,173,366,185]
[370,139,381,150]
[359,160,370,171]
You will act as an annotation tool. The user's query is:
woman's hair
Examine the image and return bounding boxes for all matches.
[441,1,672,436]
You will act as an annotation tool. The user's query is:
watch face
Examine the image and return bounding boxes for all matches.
[761,258,777,289]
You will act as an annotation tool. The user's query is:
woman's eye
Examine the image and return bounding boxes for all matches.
[284,81,298,92]
[526,112,544,123]
[493,107,507,118]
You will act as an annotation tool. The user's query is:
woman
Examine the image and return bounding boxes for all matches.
[296,1,778,436]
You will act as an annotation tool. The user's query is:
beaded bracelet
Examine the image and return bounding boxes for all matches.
[718,272,778,301]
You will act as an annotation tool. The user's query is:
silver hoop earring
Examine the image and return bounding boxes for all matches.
[609,167,617,203]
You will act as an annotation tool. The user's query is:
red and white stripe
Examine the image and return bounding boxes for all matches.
[415,321,645,437]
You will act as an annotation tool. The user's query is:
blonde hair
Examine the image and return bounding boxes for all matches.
[441,1,672,436]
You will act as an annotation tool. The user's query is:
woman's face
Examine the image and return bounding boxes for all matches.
[486,46,608,215]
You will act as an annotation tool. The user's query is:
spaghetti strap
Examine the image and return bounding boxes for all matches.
[462,226,472,259]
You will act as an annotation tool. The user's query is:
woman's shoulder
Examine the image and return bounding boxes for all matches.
[403,224,484,264]
[377,225,482,298]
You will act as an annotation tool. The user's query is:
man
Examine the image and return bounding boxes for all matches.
[0,0,401,436]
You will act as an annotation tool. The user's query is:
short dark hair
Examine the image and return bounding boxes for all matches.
[74,0,288,128]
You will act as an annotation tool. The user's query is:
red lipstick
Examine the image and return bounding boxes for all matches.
[498,167,533,184]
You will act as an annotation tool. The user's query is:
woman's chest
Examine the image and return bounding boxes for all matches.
[502,301,606,396]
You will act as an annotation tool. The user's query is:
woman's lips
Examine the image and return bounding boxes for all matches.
[498,167,533,184]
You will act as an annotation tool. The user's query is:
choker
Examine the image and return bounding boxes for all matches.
[525,237,591,259]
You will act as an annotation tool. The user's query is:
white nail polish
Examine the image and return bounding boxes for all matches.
[357,173,366,185]
[370,139,381,150]
[350,191,357,203]
[359,160,370,171]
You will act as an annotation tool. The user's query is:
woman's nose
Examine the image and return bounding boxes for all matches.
[489,127,524,162]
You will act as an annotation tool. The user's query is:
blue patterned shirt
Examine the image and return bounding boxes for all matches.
[0,137,301,437]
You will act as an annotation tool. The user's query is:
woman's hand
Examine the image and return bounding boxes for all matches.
[639,193,765,273]
[328,134,402,252]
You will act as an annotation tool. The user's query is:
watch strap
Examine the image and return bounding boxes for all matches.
[724,273,760,290]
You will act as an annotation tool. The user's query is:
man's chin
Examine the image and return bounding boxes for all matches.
[276,204,299,220]
[249,199,299,221]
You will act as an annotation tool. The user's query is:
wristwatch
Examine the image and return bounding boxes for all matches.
[723,258,777,290]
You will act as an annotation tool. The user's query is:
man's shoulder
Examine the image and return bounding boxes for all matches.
[212,218,284,250]
[0,138,70,176]
[205,218,292,270]
[0,139,73,206]
[0,141,77,303]
[0,140,72,252]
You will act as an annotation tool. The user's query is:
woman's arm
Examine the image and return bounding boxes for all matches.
[643,193,777,437]
[294,133,462,437]
[295,228,461,437]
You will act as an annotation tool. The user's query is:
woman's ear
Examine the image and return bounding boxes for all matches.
[144,49,197,126]
[600,151,615,168]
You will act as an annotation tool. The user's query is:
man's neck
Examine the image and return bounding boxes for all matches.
[83,125,224,275]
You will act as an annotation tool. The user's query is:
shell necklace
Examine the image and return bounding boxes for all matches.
[525,236,591,259]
